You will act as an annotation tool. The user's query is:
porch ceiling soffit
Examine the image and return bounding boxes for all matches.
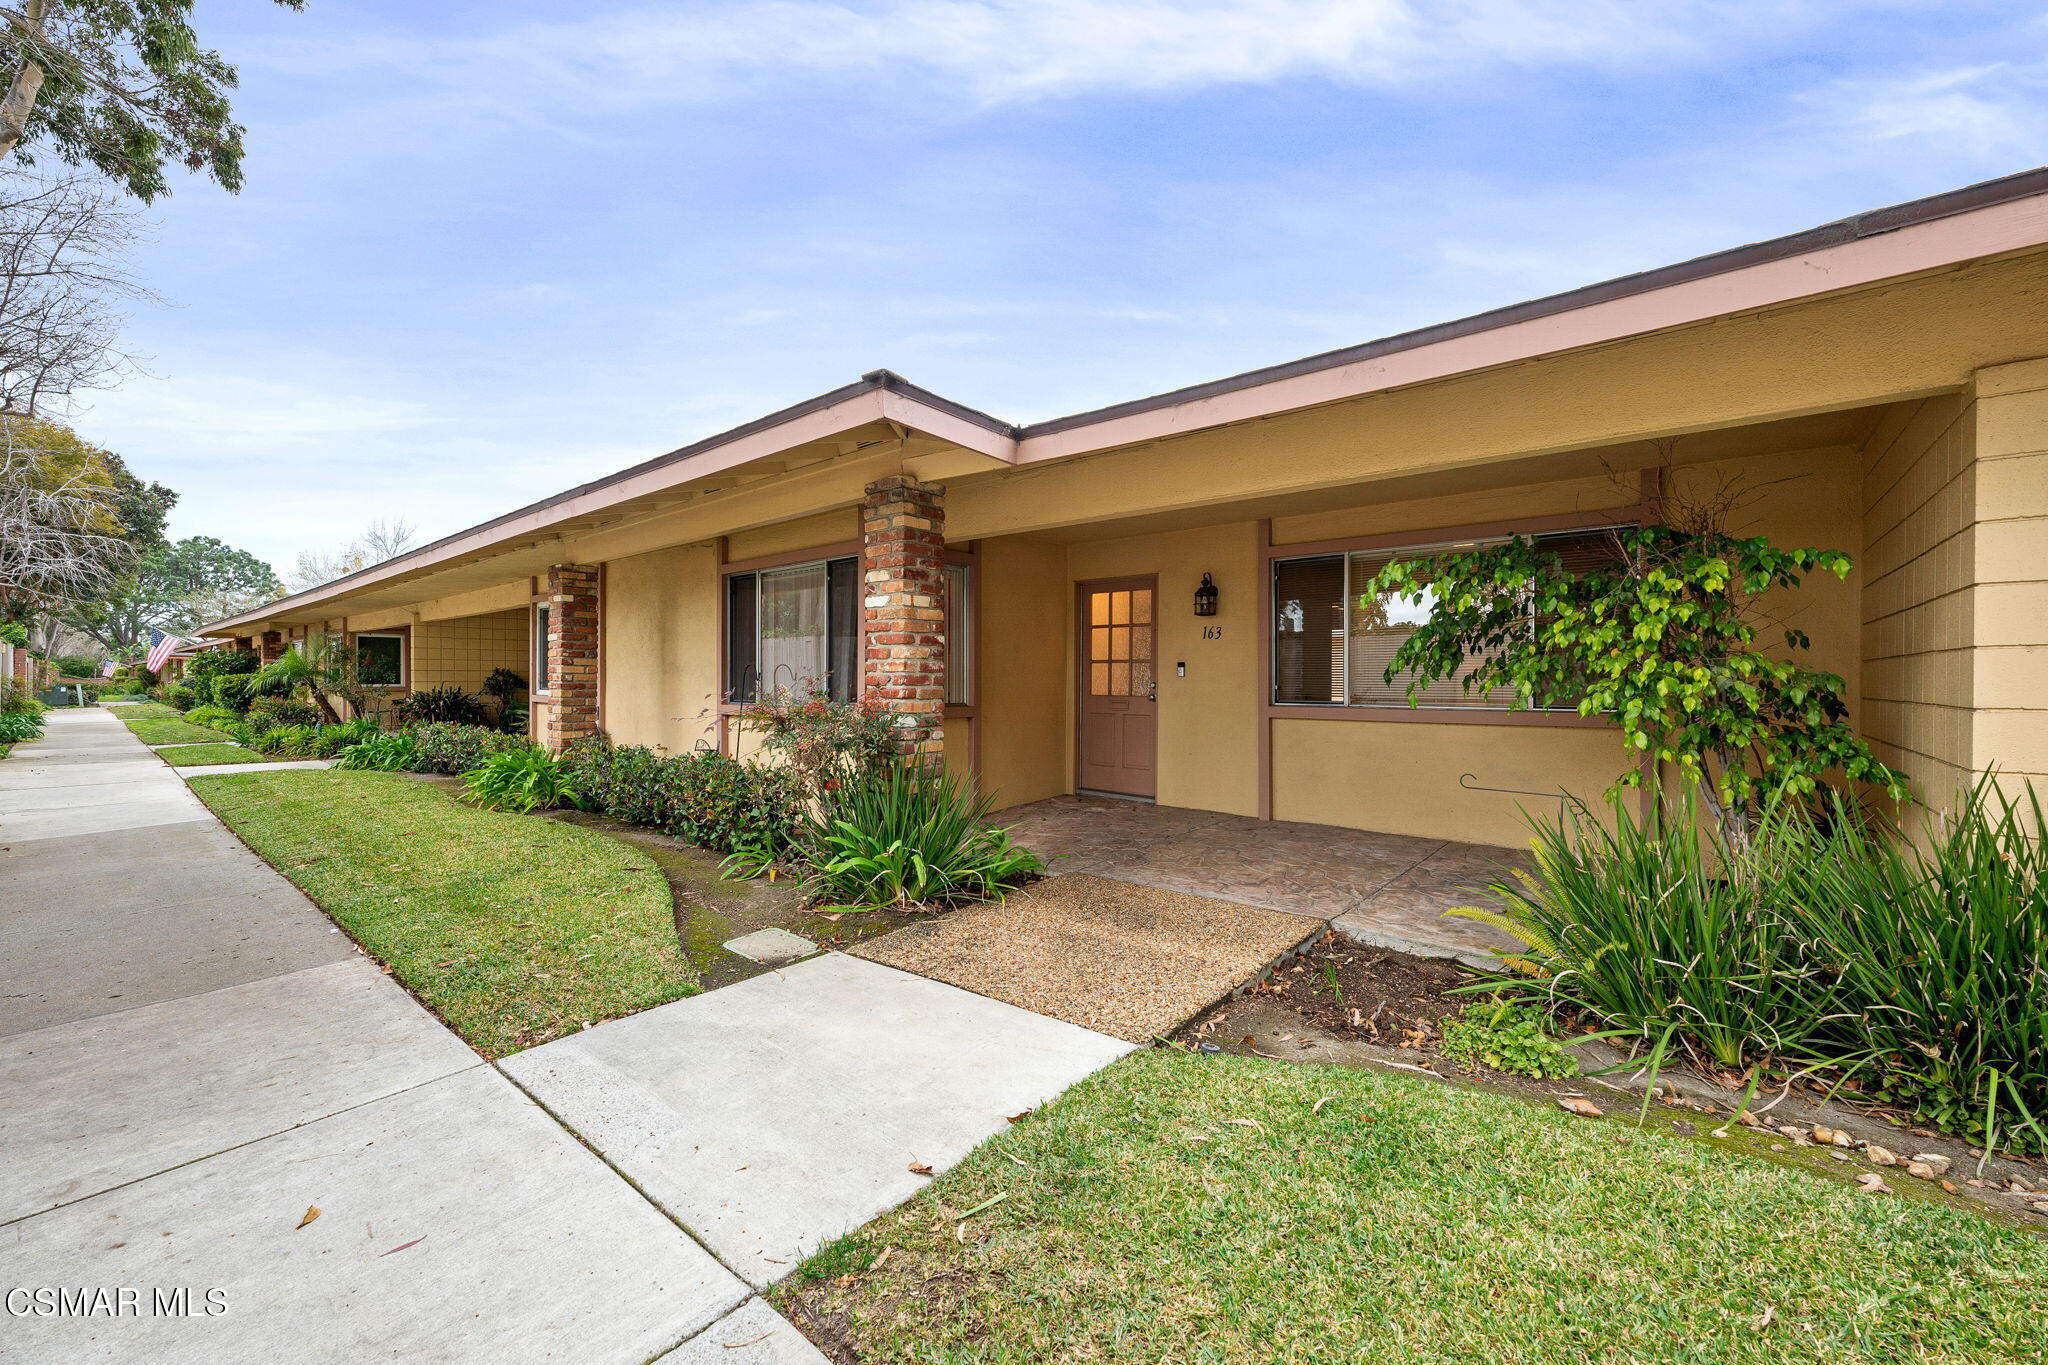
[978,405,1892,546]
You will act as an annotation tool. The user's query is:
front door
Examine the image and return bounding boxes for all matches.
[1076,577,1157,798]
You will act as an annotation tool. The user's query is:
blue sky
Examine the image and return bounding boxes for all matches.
[74,0,2048,574]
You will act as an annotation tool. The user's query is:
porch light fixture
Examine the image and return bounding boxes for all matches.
[1193,573,1219,617]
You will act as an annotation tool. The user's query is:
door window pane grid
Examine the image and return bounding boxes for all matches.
[1087,587,1154,696]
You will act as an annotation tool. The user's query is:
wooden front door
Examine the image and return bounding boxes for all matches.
[1076,577,1158,798]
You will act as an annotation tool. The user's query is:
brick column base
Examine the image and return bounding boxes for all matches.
[861,476,945,766]
[257,630,284,665]
[543,563,601,753]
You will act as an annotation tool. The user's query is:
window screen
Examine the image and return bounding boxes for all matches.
[532,605,550,693]
[943,563,971,706]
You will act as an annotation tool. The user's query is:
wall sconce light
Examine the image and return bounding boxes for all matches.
[1193,572,1219,617]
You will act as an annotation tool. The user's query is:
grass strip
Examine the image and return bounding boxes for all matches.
[194,769,696,1056]
[778,1049,2048,1365]
[126,717,233,745]
[161,743,280,767]
[110,702,186,720]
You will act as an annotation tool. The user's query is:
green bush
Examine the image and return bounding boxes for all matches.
[774,765,1044,910]
[245,695,320,732]
[561,735,803,854]
[409,721,531,774]
[251,723,317,756]
[161,682,202,711]
[0,709,44,743]
[1458,780,2048,1152]
[336,731,422,771]
[183,704,241,732]
[0,620,26,648]
[1439,998,1580,1079]
[208,673,259,710]
[463,746,581,813]
[396,685,490,727]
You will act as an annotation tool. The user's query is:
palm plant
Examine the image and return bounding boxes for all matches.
[251,634,363,724]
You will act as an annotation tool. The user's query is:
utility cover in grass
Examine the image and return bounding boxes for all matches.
[854,873,1316,1042]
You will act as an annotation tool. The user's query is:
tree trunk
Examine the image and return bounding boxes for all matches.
[0,2,51,164]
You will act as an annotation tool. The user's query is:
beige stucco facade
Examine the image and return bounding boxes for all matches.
[205,173,2048,847]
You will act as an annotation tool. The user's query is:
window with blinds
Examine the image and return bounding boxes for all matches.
[1271,526,1629,710]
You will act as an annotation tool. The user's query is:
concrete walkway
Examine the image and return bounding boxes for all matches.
[1,709,1131,1360]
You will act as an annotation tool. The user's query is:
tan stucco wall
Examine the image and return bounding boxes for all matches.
[972,537,1072,809]
[602,542,722,754]
[411,608,528,694]
[727,509,858,561]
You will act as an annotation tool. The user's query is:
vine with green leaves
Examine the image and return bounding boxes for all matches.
[1361,488,1907,844]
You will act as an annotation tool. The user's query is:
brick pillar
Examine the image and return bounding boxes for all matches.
[258,630,284,664]
[861,477,946,766]
[542,563,601,753]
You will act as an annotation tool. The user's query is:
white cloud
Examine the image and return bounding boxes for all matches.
[261,1,1892,113]
[1807,61,2048,163]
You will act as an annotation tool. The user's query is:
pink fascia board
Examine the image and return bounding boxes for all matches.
[1014,193,2048,464]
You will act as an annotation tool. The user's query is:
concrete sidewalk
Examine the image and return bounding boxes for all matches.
[0,709,766,1362]
[2,708,1135,1362]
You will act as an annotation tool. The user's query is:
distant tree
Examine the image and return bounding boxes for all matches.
[69,532,278,652]
[0,1,307,203]
[0,173,145,415]
[0,412,127,619]
[288,517,418,592]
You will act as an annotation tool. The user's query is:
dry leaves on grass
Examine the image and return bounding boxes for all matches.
[1556,1098,1603,1118]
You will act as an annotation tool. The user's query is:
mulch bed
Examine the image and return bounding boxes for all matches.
[1214,938,1480,1049]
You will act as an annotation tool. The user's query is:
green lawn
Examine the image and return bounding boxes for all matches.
[160,743,277,766]
[193,769,696,1056]
[111,702,186,720]
[126,717,233,745]
[779,1049,2048,1365]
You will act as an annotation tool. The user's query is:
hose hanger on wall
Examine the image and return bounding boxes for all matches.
[1458,772,1569,809]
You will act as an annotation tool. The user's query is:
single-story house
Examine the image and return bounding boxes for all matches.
[201,168,2048,847]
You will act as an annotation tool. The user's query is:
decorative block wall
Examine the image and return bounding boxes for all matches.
[861,476,946,764]
[410,609,529,693]
[542,564,601,753]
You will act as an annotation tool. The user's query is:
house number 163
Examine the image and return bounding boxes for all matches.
[1201,624,1223,639]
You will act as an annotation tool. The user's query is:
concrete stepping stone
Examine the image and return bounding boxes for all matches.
[722,927,816,964]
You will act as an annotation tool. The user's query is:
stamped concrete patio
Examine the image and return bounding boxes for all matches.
[998,795,1530,962]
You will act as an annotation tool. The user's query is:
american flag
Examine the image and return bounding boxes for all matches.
[144,629,181,675]
[100,660,118,678]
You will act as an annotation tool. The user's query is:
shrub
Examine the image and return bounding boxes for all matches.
[209,673,259,710]
[184,704,242,732]
[186,647,260,684]
[252,723,317,756]
[0,709,44,743]
[776,765,1044,910]
[396,685,490,727]
[336,731,422,771]
[409,721,531,774]
[734,692,898,798]
[245,695,320,732]
[307,718,379,757]
[464,747,582,813]
[162,682,203,711]
[1,678,41,716]
[561,736,803,854]
[0,619,26,647]
[1458,780,2048,1153]
[1439,998,1580,1079]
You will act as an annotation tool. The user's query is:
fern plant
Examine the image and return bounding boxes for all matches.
[463,746,584,813]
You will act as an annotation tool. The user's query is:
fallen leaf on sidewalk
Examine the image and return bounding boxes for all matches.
[295,1206,321,1229]
[908,1162,934,1176]
[1556,1098,1603,1118]
[1005,1110,1032,1123]
[722,1330,774,1349]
